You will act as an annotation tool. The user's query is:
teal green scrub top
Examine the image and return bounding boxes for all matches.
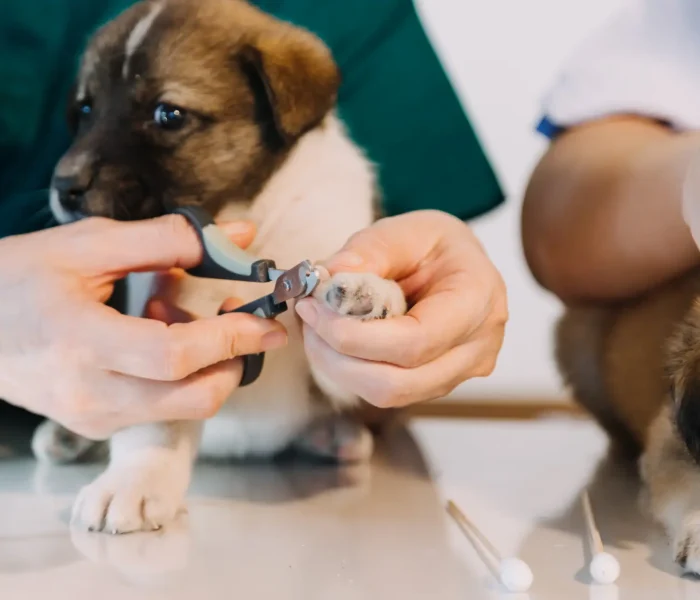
[0,0,504,238]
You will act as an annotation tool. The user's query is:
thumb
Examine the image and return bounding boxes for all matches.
[322,211,457,280]
[321,229,390,277]
[321,219,405,279]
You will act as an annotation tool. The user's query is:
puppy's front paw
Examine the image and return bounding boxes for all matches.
[675,519,700,575]
[315,272,406,320]
[72,457,189,534]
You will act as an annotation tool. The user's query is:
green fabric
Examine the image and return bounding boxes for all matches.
[0,0,503,239]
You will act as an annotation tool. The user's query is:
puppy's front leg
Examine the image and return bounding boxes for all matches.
[294,272,407,463]
[641,405,700,575]
[72,421,201,534]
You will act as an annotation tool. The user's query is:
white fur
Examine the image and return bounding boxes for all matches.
[50,151,95,223]
[49,188,73,225]
[122,2,164,79]
[65,114,408,532]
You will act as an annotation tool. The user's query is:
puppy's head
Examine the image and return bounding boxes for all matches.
[51,0,339,222]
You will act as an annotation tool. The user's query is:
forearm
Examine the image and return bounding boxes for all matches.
[522,117,700,302]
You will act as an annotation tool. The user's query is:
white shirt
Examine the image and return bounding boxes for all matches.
[540,0,700,136]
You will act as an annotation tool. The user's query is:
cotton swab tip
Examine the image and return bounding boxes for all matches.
[589,552,620,585]
[499,557,534,593]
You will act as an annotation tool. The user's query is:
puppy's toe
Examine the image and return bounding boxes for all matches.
[72,463,186,534]
[293,415,374,463]
[32,420,101,464]
[675,521,700,575]
[315,272,406,320]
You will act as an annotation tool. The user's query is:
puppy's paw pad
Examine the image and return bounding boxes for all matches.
[31,420,99,464]
[72,465,185,534]
[293,416,374,464]
[316,272,406,320]
[675,522,700,575]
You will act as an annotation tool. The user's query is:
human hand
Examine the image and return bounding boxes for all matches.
[295,210,507,407]
[682,148,700,251]
[0,215,287,438]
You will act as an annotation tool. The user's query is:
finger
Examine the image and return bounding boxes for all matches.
[83,304,288,380]
[321,211,466,280]
[70,215,256,276]
[147,269,187,305]
[216,220,257,249]
[219,297,245,313]
[296,276,495,368]
[144,297,195,325]
[110,358,245,426]
[303,326,499,408]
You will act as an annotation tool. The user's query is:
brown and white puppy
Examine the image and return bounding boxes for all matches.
[36,0,407,533]
[556,267,700,575]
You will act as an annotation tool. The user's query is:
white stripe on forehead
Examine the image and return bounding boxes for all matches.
[122,2,164,79]
[77,49,98,101]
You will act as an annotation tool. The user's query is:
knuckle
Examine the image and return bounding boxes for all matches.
[366,375,413,408]
[162,213,191,243]
[160,333,189,381]
[471,353,499,379]
[396,341,429,369]
[191,391,224,420]
[494,292,509,326]
[222,328,238,359]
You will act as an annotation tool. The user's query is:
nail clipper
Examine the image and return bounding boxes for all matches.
[172,206,321,386]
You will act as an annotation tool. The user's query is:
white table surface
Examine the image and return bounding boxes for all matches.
[0,413,695,599]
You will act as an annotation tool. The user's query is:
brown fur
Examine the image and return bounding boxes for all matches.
[557,266,700,572]
[557,268,700,451]
[54,0,340,220]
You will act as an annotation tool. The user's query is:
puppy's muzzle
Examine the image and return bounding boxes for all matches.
[53,173,90,214]
[50,151,96,222]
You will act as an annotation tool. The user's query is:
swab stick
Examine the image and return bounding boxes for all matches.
[582,490,620,585]
[446,500,533,593]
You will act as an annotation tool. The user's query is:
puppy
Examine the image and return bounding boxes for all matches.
[556,266,700,574]
[36,0,407,533]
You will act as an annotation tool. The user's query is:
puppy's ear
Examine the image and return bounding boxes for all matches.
[241,30,340,143]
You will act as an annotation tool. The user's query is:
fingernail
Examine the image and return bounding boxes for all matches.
[327,251,364,268]
[295,300,318,327]
[220,297,244,313]
[261,331,288,351]
[220,221,254,236]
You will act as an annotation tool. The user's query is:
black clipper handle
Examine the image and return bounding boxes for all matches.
[219,296,288,387]
[172,206,290,387]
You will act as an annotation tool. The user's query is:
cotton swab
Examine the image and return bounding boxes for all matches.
[446,500,533,593]
[581,490,620,585]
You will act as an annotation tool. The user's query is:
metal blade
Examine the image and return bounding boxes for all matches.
[271,260,320,304]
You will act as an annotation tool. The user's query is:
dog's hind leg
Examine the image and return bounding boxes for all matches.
[555,306,641,455]
[31,420,106,464]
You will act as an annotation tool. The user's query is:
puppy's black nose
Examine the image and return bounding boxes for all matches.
[53,174,90,212]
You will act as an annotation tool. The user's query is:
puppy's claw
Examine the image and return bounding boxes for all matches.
[674,522,700,575]
[72,460,187,534]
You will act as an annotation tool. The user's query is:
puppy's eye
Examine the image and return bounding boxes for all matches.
[154,103,187,130]
[78,101,92,117]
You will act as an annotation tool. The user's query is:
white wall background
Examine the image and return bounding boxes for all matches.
[414,0,628,401]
